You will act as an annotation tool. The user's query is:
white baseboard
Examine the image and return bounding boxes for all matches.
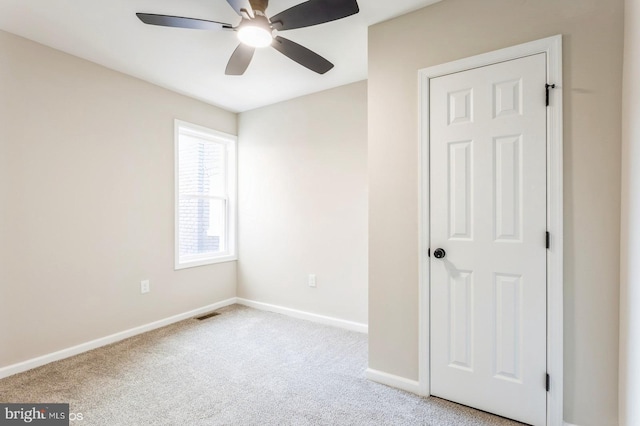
[366,368,423,395]
[0,297,237,380]
[0,297,367,380]
[368,368,577,425]
[235,298,368,334]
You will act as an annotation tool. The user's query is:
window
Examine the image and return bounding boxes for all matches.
[175,120,237,269]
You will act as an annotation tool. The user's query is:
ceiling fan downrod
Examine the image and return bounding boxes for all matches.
[248,0,269,15]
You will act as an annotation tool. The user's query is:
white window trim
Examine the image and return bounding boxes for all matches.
[174,119,237,270]
[417,35,563,426]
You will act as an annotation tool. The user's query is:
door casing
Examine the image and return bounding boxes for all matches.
[417,35,563,426]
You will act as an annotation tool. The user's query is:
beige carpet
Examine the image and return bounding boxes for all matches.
[0,305,524,425]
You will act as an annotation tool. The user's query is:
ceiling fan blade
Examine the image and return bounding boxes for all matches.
[272,36,334,74]
[136,13,231,30]
[225,44,256,75]
[270,0,359,31]
[225,0,255,19]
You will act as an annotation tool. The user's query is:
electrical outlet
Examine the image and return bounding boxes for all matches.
[141,280,150,294]
[308,274,317,288]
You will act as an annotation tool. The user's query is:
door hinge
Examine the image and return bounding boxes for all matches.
[546,83,556,107]
[546,373,550,392]
[546,232,550,249]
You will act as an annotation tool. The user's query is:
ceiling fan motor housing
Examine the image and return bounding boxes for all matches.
[248,0,269,14]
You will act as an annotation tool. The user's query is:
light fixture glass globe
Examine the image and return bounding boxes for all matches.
[238,23,272,48]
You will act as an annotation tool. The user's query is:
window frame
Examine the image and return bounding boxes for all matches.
[174,119,237,270]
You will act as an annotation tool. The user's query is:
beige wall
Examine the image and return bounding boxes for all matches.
[237,82,368,324]
[0,30,237,369]
[620,1,640,425]
[368,1,623,425]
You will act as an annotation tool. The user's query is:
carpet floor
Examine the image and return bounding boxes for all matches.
[0,305,524,425]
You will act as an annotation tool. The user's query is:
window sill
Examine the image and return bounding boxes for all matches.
[175,255,237,270]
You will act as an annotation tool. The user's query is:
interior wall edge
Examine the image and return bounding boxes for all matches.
[619,0,640,425]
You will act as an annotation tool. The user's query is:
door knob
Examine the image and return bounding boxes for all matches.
[433,248,446,259]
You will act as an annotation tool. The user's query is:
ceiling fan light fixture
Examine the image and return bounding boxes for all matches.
[238,17,272,48]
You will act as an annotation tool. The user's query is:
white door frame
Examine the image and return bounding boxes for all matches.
[418,35,563,426]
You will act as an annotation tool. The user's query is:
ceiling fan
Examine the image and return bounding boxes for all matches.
[136,0,360,76]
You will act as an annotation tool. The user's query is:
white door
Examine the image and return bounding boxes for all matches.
[430,53,547,426]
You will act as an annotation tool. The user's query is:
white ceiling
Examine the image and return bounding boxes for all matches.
[0,0,440,112]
